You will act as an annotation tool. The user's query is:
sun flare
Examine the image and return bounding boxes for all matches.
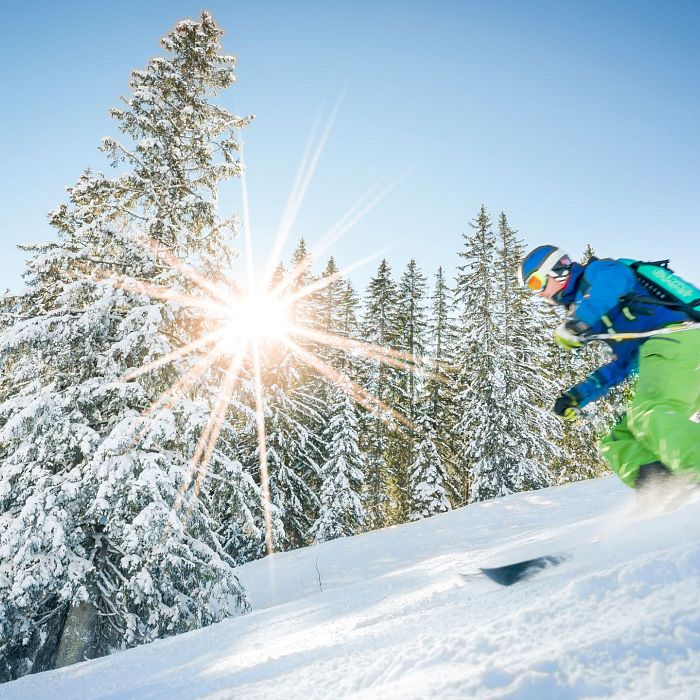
[221,289,292,349]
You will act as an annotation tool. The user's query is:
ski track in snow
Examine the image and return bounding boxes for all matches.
[3,475,700,699]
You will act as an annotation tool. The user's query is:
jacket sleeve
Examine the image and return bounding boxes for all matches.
[567,347,637,408]
[565,260,639,407]
[573,260,637,334]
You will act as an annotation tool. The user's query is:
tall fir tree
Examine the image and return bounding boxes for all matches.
[389,259,429,520]
[359,259,399,527]
[311,257,345,416]
[425,266,459,500]
[315,257,346,366]
[452,206,512,502]
[308,258,366,540]
[496,213,557,491]
[288,238,318,331]
[0,13,253,680]
[235,361,322,554]
[339,281,360,336]
[311,387,366,542]
[408,416,451,520]
[335,280,365,399]
[286,241,328,403]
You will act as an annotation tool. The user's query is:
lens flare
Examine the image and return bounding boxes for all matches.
[221,289,292,350]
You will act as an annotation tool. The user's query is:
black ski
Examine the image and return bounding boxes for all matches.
[479,553,568,586]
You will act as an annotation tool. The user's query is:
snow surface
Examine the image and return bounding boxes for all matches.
[3,475,700,699]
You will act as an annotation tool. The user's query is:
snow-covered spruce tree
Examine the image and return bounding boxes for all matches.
[288,238,319,332]
[409,416,451,520]
[270,261,287,292]
[496,213,557,491]
[340,281,361,343]
[0,13,253,680]
[287,240,327,455]
[234,357,322,555]
[389,259,429,521]
[315,257,346,365]
[424,267,460,503]
[308,259,367,541]
[306,256,343,430]
[336,279,364,387]
[359,259,400,528]
[453,206,512,503]
[311,386,366,542]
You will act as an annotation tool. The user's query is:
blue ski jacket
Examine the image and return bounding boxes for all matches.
[559,259,690,408]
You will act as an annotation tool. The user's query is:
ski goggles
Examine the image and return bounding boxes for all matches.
[522,252,572,293]
[524,269,552,292]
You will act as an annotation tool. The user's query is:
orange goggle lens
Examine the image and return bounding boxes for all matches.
[526,271,548,292]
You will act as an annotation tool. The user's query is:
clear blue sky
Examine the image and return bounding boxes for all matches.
[2,0,700,292]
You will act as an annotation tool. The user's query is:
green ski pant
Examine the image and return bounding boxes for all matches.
[600,329,700,487]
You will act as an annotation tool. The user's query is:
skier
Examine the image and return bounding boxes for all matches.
[518,244,700,490]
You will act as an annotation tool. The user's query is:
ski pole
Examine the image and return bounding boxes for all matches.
[582,321,700,343]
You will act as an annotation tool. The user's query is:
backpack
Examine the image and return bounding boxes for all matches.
[618,258,700,322]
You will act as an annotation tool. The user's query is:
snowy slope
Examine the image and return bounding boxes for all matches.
[3,475,700,699]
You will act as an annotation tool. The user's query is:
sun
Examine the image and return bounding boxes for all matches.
[221,288,292,349]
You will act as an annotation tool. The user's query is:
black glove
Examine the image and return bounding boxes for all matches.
[553,392,580,421]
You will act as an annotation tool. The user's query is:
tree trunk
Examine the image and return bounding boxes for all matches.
[54,601,98,668]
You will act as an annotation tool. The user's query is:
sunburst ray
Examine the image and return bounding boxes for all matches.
[123,330,225,383]
[290,326,442,378]
[91,268,224,316]
[311,167,414,262]
[176,343,247,509]
[251,341,275,555]
[283,338,416,432]
[264,90,346,287]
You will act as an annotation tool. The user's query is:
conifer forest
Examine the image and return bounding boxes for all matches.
[0,13,631,681]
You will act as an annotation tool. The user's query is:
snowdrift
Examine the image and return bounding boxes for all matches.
[3,475,700,699]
